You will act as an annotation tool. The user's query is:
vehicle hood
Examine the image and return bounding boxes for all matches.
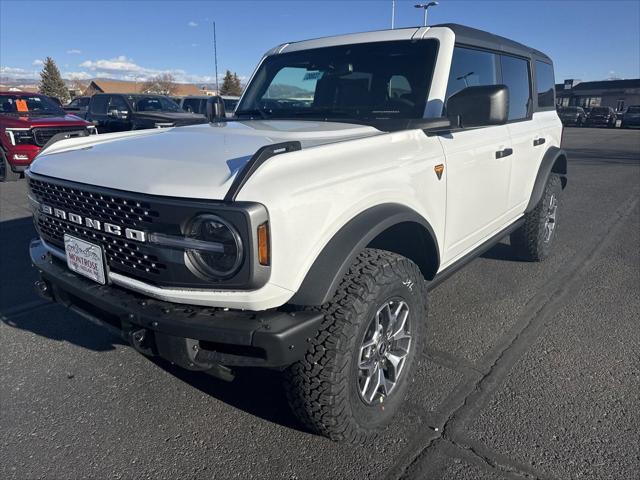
[133,111,207,125]
[29,120,383,199]
[1,113,90,128]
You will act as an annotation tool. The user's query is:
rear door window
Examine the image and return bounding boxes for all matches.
[535,61,555,109]
[500,55,531,121]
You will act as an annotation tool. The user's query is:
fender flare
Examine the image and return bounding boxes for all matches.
[526,146,568,213]
[289,203,440,306]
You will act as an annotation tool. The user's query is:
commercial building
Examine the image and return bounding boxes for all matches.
[556,78,640,111]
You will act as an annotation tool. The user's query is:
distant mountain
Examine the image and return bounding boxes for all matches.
[266,84,314,98]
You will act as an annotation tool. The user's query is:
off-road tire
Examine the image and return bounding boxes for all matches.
[511,174,562,261]
[0,150,20,182]
[284,248,428,443]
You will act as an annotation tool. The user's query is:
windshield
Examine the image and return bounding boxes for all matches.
[0,94,66,116]
[129,96,182,112]
[237,40,438,123]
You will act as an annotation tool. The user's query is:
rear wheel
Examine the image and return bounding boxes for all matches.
[511,174,562,261]
[0,150,20,182]
[284,249,427,443]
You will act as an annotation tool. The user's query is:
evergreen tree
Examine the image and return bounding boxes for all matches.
[220,70,242,96]
[39,57,69,103]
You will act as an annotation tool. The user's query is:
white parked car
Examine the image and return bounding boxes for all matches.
[28,23,566,443]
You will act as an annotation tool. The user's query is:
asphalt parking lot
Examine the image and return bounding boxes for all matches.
[1,127,639,480]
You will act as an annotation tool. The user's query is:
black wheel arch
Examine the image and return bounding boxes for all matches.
[526,146,568,213]
[289,203,440,306]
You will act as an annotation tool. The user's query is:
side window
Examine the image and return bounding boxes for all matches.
[535,60,555,109]
[108,95,128,111]
[500,55,531,120]
[445,47,498,101]
[90,95,108,114]
[183,99,200,113]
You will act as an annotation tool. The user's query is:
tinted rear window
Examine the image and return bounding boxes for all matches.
[535,61,555,109]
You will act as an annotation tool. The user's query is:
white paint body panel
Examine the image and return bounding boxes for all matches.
[30,27,563,310]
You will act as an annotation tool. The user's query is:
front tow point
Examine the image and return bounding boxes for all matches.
[128,328,154,356]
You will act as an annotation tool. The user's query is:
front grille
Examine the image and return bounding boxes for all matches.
[28,173,261,289]
[29,178,159,228]
[38,214,166,275]
[32,126,89,147]
[29,177,167,280]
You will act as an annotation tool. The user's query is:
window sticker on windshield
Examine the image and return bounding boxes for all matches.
[303,71,323,81]
[15,99,28,112]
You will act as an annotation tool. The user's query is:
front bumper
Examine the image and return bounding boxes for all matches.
[30,239,323,372]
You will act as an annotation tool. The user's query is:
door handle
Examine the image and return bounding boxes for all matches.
[495,148,513,159]
[533,137,546,146]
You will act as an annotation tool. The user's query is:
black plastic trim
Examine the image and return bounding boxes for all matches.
[289,203,440,306]
[428,217,525,291]
[31,239,323,368]
[525,147,567,213]
[224,141,302,202]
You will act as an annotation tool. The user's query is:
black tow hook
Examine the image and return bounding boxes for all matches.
[34,280,53,301]
[128,328,155,356]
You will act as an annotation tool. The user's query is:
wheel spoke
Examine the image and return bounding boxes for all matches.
[365,365,384,403]
[391,308,409,339]
[385,349,408,382]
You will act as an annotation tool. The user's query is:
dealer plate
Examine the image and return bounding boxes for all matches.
[64,234,106,285]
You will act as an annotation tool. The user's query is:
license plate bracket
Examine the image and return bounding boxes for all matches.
[64,234,107,285]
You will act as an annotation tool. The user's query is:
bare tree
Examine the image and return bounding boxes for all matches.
[70,79,88,97]
[140,73,178,95]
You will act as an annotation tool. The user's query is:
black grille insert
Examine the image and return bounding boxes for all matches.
[32,127,90,147]
[29,177,159,227]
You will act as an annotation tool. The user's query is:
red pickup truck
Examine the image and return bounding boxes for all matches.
[1,92,95,181]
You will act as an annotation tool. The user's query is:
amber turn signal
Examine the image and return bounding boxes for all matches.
[257,222,270,266]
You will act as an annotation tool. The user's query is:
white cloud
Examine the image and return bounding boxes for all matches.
[0,66,38,80]
[76,55,222,83]
[188,21,198,27]
[66,49,82,54]
[32,59,44,66]
[191,43,199,47]
[65,71,92,80]
[2,55,242,85]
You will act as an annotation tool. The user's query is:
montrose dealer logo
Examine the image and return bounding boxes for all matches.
[40,204,147,242]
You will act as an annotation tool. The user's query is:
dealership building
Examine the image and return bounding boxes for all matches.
[556,78,640,111]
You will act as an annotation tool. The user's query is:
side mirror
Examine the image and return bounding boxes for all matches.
[206,97,226,122]
[107,107,118,118]
[446,85,509,128]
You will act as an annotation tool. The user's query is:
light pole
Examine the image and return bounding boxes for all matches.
[414,2,438,27]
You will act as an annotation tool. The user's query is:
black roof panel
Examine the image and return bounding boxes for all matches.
[434,23,552,63]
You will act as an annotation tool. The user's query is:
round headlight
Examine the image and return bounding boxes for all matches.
[186,214,243,279]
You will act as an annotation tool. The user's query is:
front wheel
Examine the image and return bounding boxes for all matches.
[511,174,562,261]
[284,249,427,443]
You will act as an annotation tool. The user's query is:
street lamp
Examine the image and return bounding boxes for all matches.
[414,2,438,27]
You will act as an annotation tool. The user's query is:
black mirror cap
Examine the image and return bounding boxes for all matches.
[446,84,509,128]
[206,97,226,122]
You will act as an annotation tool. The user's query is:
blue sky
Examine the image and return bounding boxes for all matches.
[1,0,639,85]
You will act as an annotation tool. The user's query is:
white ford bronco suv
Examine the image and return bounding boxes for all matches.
[28,24,566,443]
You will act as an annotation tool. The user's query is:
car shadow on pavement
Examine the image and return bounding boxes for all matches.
[0,216,126,352]
[150,356,307,433]
[1,218,305,431]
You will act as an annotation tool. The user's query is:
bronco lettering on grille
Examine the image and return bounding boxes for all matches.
[40,203,147,242]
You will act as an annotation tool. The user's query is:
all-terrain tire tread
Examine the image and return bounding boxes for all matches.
[284,248,427,444]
